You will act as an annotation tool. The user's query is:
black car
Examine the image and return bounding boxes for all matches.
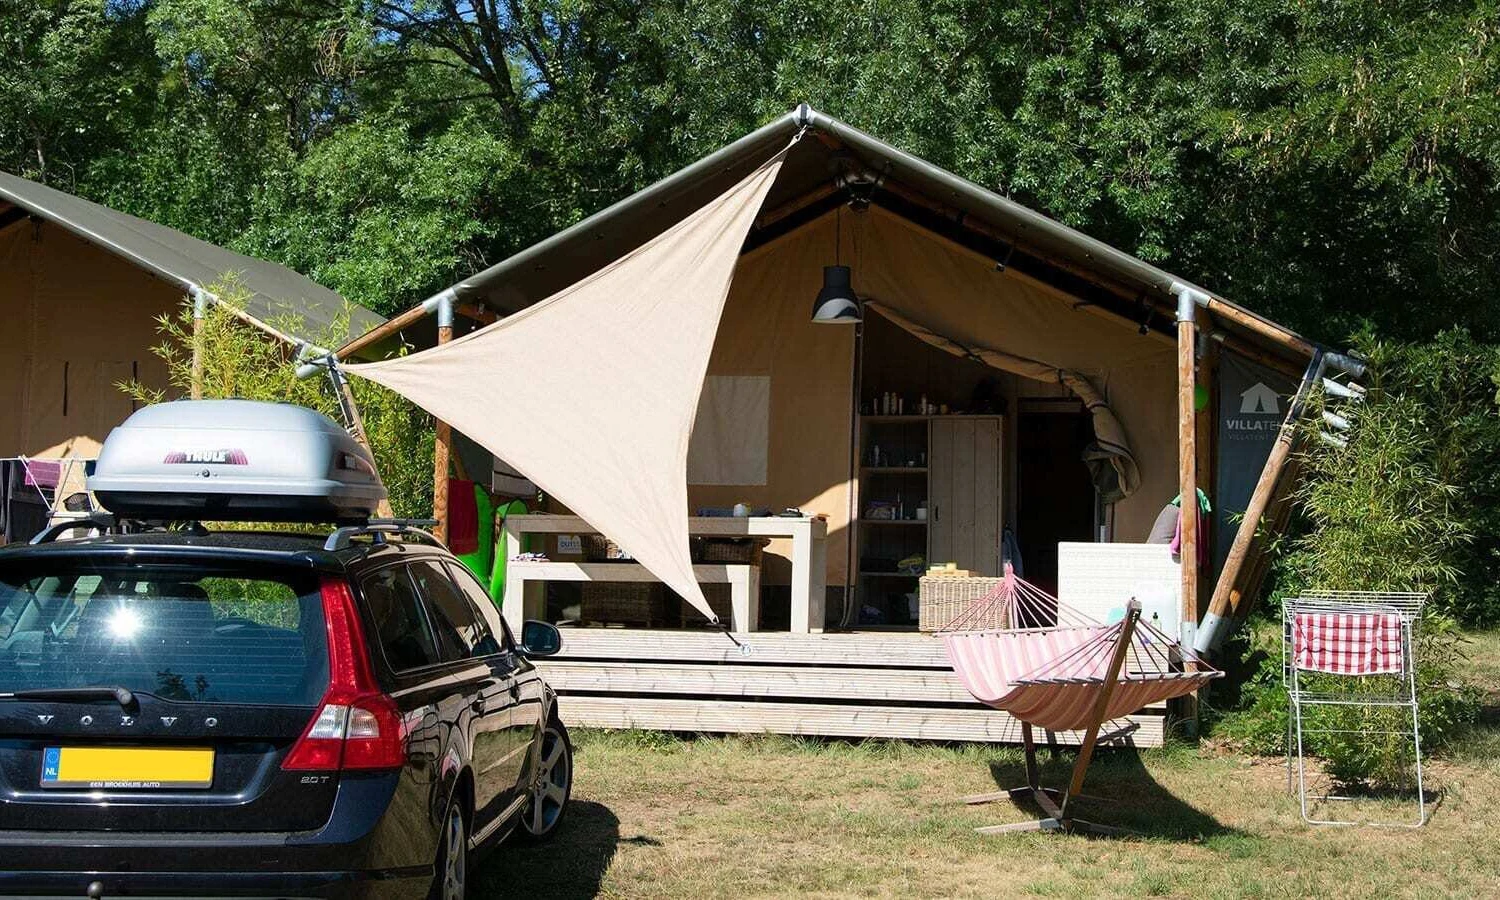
[0,522,572,899]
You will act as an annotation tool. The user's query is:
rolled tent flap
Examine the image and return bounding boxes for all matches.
[346,144,792,622]
[865,302,1142,502]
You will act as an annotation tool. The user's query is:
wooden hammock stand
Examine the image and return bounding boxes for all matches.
[961,600,1143,836]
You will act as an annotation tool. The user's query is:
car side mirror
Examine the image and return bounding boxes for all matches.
[520,620,561,657]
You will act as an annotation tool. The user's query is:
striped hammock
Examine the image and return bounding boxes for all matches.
[939,564,1220,732]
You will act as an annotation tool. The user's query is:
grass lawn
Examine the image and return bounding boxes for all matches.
[479,631,1500,899]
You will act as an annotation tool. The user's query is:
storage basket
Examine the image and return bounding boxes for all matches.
[919,576,1008,632]
[679,583,736,627]
[582,533,633,562]
[580,582,664,626]
[692,537,768,565]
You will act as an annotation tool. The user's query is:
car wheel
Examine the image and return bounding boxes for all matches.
[517,717,572,842]
[430,801,467,900]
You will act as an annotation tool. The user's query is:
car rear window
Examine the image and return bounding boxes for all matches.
[408,560,499,662]
[0,561,328,706]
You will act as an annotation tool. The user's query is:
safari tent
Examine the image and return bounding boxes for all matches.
[335,106,1358,743]
[0,171,382,537]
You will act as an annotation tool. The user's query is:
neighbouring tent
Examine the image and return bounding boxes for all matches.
[0,169,383,461]
[345,141,794,621]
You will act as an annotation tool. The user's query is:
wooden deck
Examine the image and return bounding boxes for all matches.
[537,628,1167,746]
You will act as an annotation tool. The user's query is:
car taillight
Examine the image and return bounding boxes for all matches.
[282,578,406,772]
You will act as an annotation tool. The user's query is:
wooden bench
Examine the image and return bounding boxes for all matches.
[502,514,827,632]
[503,561,761,634]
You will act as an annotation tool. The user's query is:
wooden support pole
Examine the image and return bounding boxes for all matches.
[335,295,493,361]
[190,288,208,400]
[1198,296,1316,359]
[336,301,435,360]
[190,314,205,400]
[1204,432,1293,634]
[1198,352,1323,651]
[1176,292,1200,726]
[1022,722,1040,791]
[1226,460,1299,629]
[1063,602,1142,817]
[431,319,453,545]
[1176,302,1199,637]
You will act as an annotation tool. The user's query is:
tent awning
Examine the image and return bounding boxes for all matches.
[359,105,1309,364]
[0,171,383,344]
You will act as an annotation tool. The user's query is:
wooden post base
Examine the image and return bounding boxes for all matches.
[964,786,1130,836]
[961,619,1143,839]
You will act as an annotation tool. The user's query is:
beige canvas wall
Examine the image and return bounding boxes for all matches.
[0,222,175,459]
[690,220,859,586]
[690,205,1179,586]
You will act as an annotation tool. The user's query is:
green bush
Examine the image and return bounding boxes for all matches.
[1218,616,1481,788]
[1218,330,1495,783]
[121,280,434,519]
[1275,330,1500,625]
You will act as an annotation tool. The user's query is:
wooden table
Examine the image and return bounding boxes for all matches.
[500,514,828,634]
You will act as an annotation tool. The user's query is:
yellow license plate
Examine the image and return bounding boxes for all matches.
[41,747,214,789]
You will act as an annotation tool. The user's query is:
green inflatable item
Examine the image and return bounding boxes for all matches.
[456,485,495,581]
[488,499,530,605]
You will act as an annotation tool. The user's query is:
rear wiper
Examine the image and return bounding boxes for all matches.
[1,686,137,707]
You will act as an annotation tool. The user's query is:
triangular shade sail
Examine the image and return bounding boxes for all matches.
[346,146,791,621]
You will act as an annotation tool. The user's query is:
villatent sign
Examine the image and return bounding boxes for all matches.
[1225,382,1283,434]
[1213,357,1296,574]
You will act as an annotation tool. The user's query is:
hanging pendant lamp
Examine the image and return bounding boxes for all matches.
[812,206,861,323]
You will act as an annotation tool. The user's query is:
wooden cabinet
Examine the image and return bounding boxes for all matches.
[928,417,1003,576]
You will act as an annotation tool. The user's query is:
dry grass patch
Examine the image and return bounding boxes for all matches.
[479,632,1500,899]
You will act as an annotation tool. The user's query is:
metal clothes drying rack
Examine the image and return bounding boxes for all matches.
[1283,590,1428,827]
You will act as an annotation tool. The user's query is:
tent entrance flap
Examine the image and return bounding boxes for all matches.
[864,302,1140,502]
[345,141,795,622]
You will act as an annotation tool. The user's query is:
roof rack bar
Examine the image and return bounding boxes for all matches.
[324,518,442,552]
[28,515,115,545]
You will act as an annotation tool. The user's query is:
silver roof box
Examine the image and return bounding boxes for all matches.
[89,400,387,522]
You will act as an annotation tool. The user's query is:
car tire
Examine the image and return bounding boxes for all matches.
[516,716,572,843]
[430,799,468,900]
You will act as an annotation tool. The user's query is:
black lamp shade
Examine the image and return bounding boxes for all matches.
[812,265,861,323]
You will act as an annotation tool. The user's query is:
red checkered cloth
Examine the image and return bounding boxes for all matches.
[1292,612,1405,675]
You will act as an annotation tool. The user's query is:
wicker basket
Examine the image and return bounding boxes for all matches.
[919,576,1008,632]
[582,534,633,562]
[692,537,768,565]
[580,582,664,626]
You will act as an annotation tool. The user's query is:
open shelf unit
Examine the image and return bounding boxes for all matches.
[854,415,930,626]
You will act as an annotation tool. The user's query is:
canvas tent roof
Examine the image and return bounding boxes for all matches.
[0,170,383,344]
[372,104,1309,363]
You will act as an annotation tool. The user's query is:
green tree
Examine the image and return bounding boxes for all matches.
[0,0,158,186]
